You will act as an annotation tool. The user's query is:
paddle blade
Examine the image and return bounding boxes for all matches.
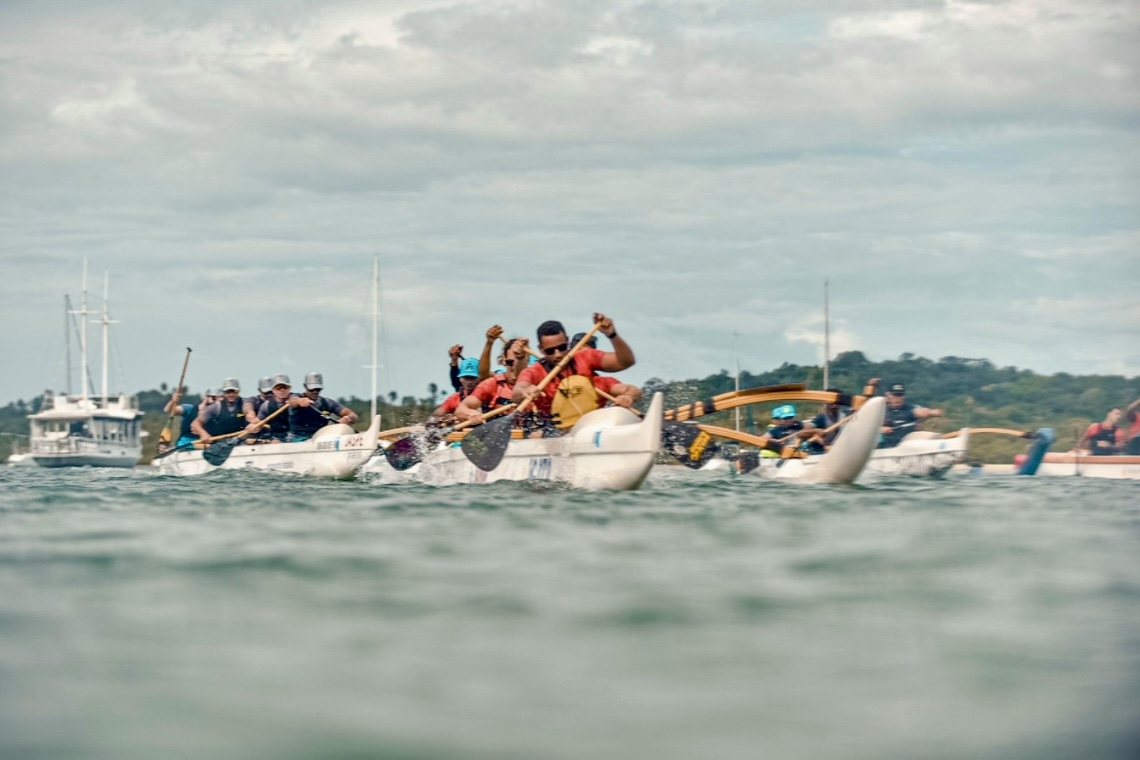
[461,415,515,472]
[202,437,241,467]
[662,422,719,470]
[385,436,428,471]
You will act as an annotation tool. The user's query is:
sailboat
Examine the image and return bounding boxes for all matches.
[28,265,145,468]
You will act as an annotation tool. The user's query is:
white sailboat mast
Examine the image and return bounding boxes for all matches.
[823,278,830,390]
[370,255,379,421]
[64,295,73,396]
[101,272,110,405]
[80,260,89,402]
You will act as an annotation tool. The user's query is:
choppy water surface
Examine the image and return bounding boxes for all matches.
[1,466,1138,760]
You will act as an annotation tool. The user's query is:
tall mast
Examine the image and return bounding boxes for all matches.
[823,278,830,390]
[369,255,379,421]
[101,272,110,405]
[79,260,89,402]
[64,295,73,396]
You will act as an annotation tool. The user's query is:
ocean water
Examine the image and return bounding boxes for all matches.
[1,465,1138,760]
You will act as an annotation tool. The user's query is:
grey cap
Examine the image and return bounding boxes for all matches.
[271,374,291,388]
[257,376,273,393]
[303,371,323,390]
[205,388,221,398]
[222,378,241,392]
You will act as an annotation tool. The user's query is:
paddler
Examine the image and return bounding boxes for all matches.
[192,378,248,441]
[454,337,531,424]
[287,372,358,441]
[513,313,635,435]
[571,332,642,410]
[753,404,804,456]
[879,383,943,448]
[429,357,481,426]
[798,388,851,454]
[1079,407,1124,455]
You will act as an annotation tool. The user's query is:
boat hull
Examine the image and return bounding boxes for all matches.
[746,397,885,484]
[361,393,664,490]
[32,452,140,468]
[862,429,970,478]
[152,420,380,479]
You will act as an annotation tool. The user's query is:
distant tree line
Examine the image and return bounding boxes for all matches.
[2,352,1137,464]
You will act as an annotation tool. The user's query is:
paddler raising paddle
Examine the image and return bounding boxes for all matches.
[513,313,635,436]
[454,337,532,426]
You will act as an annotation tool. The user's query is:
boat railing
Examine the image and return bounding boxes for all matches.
[31,437,138,456]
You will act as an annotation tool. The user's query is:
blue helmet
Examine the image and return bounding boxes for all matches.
[772,404,797,420]
[458,358,480,378]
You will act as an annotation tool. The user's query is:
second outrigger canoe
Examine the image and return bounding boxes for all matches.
[359,392,664,490]
[152,416,382,479]
[743,397,886,484]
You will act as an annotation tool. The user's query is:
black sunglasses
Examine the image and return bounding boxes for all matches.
[542,343,568,356]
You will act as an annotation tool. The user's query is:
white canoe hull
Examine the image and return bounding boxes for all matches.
[863,429,970,478]
[152,418,381,479]
[747,397,885,484]
[360,393,664,490]
[1032,454,1140,480]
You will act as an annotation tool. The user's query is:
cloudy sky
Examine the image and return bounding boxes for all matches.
[1,0,1137,406]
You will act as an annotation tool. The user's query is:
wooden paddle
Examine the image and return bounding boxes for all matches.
[461,324,604,472]
[203,404,291,467]
[157,347,192,452]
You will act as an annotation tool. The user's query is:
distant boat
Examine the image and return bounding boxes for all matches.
[27,265,144,469]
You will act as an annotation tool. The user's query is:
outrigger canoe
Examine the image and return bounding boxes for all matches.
[152,416,381,479]
[1026,452,1140,479]
[359,392,664,490]
[740,396,886,483]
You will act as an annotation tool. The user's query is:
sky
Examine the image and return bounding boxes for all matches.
[1,0,1138,406]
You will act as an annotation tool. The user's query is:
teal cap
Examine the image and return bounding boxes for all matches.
[458,358,480,378]
[773,404,797,420]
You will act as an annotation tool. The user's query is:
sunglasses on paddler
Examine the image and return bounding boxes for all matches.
[542,343,569,356]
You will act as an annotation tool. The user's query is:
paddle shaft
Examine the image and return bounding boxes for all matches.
[159,348,192,445]
[499,334,543,359]
[597,388,643,417]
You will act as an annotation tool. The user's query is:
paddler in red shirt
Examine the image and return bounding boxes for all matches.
[454,337,531,425]
[570,331,643,411]
[513,313,635,435]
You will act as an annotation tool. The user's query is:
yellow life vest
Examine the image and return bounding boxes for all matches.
[550,375,599,429]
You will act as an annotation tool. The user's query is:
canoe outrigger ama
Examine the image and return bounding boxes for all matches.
[359,392,664,490]
[152,416,382,479]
